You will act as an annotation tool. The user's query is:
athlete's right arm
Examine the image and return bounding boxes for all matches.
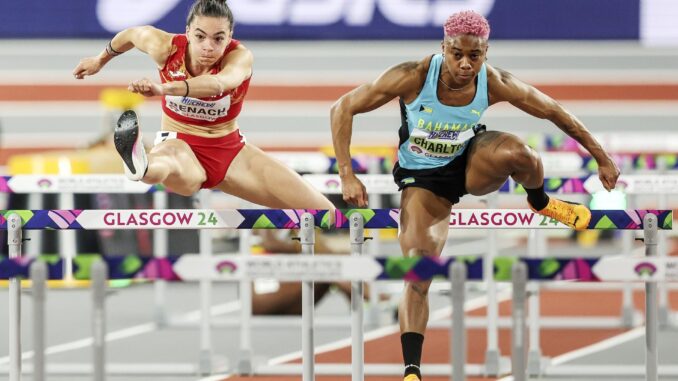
[73,26,172,79]
[330,60,424,207]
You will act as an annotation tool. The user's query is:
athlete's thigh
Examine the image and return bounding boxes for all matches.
[464,130,520,195]
[399,187,452,256]
[216,144,333,209]
[149,139,206,193]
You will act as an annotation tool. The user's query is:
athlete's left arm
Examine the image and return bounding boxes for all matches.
[487,65,619,191]
[161,44,253,98]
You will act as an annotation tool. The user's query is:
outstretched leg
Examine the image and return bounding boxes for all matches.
[397,187,452,381]
[114,110,206,196]
[465,130,590,229]
[216,144,335,211]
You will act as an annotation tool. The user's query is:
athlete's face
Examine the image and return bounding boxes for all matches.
[186,16,233,67]
[441,34,488,86]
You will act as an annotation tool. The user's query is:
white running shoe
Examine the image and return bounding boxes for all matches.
[114,110,148,181]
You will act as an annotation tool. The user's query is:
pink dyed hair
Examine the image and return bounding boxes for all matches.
[443,10,490,40]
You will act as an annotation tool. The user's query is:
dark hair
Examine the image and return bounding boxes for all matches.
[186,0,234,31]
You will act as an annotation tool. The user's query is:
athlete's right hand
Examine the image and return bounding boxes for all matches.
[341,174,368,208]
[73,56,103,79]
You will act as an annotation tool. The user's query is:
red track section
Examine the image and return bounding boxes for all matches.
[1,84,678,101]
[220,289,677,381]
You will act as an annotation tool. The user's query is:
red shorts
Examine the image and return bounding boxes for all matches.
[155,130,246,189]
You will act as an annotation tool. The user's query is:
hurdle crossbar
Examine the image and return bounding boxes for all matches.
[0,208,671,230]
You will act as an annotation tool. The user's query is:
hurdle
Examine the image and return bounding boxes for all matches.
[172,211,672,380]
[2,208,673,380]
[3,170,677,369]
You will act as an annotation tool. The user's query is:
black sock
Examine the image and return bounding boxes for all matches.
[525,183,550,210]
[401,332,424,378]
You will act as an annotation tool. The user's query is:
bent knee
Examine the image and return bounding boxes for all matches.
[399,232,443,257]
[510,143,541,172]
[494,137,540,172]
[406,280,432,297]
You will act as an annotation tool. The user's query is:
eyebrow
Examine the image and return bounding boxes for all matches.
[452,47,482,53]
[195,28,226,37]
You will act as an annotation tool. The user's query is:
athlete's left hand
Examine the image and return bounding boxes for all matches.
[128,78,163,97]
[597,157,620,191]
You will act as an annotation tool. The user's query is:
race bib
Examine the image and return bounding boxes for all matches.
[165,95,231,122]
[408,128,473,158]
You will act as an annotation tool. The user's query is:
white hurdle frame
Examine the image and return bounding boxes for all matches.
[7,214,22,381]
[4,210,673,380]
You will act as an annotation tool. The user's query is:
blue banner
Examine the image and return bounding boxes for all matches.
[0,0,642,40]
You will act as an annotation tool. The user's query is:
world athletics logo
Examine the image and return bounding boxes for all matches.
[37,179,53,189]
[634,262,657,278]
[216,260,238,275]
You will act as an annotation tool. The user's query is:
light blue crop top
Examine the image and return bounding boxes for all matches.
[397,54,488,169]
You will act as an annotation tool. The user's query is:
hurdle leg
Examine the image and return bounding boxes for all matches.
[450,261,466,381]
[57,165,76,282]
[483,192,502,375]
[198,190,213,375]
[7,214,23,381]
[643,213,659,381]
[237,228,253,374]
[300,213,315,381]
[621,159,639,327]
[152,190,169,327]
[26,193,42,258]
[527,230,545,376]
[349,214,365,381]
[511,261,528,381]
[620,229,637,327]
[656,161,670,326]
[30,260,47,381]
[366,158,382,327]
[92,259,108,381]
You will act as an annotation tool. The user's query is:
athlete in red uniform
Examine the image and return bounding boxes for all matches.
[73,0,333,212]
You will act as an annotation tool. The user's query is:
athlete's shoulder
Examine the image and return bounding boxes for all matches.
[385,55,431,86]
[486,64,515,86]
[221,39,253,66]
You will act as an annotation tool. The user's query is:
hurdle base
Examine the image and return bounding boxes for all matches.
[254,363,505,376]
[528,350,549,376]
[0,363,199,375]
[154,306,168,329]
[482,349,508,376]
[545,364,678,376]
[620,306,640,328]
[236,349,253,375]
[199,349,212,375]
[659,306,674,328]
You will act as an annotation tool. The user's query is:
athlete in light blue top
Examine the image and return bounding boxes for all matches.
[330,11,620,381]
[398,54,488,169]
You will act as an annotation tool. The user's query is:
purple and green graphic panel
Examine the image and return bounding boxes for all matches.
[337,209,399,229]
[0,177,10,193]
[590,210,672,230]
[1,210,83,229]
[0,255,180,280]
[236,209,334,229]
[336,209,672,230]
[376,256,605,282]
[0,209,336,230]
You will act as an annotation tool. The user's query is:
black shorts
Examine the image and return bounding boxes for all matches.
[393,134,478,205]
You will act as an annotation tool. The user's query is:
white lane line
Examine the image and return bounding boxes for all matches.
[0,300,240,365]
[495,321,646,381]
[549,326,645,366]
[268,289,513,366]
[196,287,513,381]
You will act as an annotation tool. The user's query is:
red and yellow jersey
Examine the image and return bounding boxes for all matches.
[158,34,250,132]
